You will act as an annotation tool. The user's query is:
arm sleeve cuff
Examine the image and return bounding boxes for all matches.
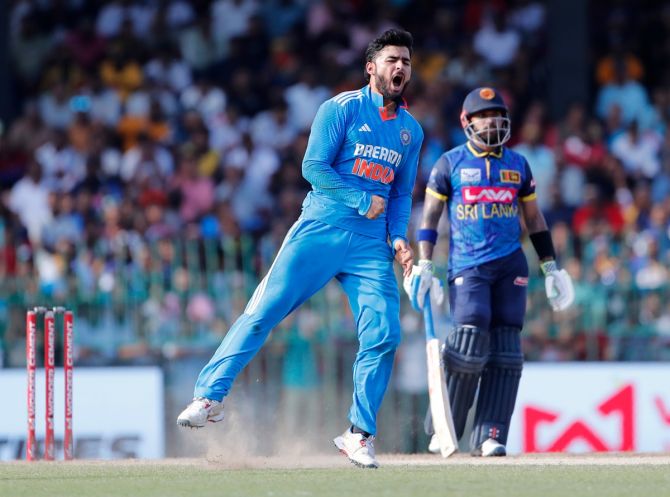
[390,236,407,256]
[529,230,556,261]
[416,228,438,244]
[357,193,372,216]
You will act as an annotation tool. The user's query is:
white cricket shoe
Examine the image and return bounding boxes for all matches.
[176,397,224,428]
[428,434,441,454]
[473,438,506,457]
[333,429,379,469]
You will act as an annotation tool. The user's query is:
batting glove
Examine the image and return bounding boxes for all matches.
[403,260,444,312]
[541,261,575,312]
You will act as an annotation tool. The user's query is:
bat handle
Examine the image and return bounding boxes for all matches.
[423,290,436,341]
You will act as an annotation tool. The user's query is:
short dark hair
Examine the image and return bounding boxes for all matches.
[364,29,413,82]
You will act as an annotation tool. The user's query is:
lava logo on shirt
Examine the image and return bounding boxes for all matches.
[461,186,516,204]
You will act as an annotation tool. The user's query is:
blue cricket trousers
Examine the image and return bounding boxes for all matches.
[449,248,528,329]
[194,218,401,435]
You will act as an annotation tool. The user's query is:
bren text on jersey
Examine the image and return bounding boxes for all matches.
[351,143,403,184]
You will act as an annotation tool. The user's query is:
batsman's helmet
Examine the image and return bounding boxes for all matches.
[460,87,511,147]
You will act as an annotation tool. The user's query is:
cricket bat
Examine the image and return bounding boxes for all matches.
[424,294,458,457]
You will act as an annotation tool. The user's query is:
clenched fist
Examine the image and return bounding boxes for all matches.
[365,195,386,219]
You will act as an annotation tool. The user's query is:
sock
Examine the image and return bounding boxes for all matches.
[351,425,371,438]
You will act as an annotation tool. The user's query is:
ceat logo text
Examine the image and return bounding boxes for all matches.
[462,186,515,204]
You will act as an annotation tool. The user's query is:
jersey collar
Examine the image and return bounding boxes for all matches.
[466,141,503,158]
[364,85,408,121]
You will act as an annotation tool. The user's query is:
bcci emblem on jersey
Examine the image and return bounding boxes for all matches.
[400,128,411,146]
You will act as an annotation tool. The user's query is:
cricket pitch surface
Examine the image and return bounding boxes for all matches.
[2,453,669,497]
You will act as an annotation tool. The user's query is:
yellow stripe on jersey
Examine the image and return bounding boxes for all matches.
[467,142,487,158]
[466,142,503,159]
[520,193,537,202]
[426,187,448,201]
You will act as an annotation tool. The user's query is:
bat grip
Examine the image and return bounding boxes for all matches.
[423,290,436,341]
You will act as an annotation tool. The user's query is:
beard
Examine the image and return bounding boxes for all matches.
[373,73,406,100]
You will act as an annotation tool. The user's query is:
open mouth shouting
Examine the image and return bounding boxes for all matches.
[390,73,405,93]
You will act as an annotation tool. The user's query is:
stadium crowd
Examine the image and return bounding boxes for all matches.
[1,0,670,369]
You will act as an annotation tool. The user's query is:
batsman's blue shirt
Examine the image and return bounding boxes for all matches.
[301,85,423,243]
[427,142,536,275]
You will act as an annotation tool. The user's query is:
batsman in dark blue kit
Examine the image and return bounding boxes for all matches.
[405,87,574,456]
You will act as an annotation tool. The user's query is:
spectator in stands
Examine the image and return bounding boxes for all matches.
[211,0,259,47]
[144,42,193,94]
[514,120,556,210]
[573,183,625,239]
[120,132,174,186]
[38,82,74,130]
[180,76,227,125]
[118,98,172,150]
[42,192,83,249]
[442,42,491,89]
[68,108,96,155]
[10,13,51,92]
[85,74,123,128]
[611,120,662,180]
[170,145,215,223]
[7,101,51,152]
[179,16,228,77]
[284,66,332,131]
[65,18,107,72]
[596,62,651,127]
[35,129,86,193]
[7,159,52,244]
[96,0,153,39]
[250,96,298,151]
[100,45,143,102]
[473,9,521,68]
[595,46,644,87]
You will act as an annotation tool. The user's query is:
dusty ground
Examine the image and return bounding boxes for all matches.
[25,452,668,470]
[208,452,670,469]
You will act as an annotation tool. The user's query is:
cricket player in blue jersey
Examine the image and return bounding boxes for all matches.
[404,87,574,457]
[177,29,423,469]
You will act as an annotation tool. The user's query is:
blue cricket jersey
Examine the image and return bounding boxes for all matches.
[301,85,424,243]
[426,141,536,275]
